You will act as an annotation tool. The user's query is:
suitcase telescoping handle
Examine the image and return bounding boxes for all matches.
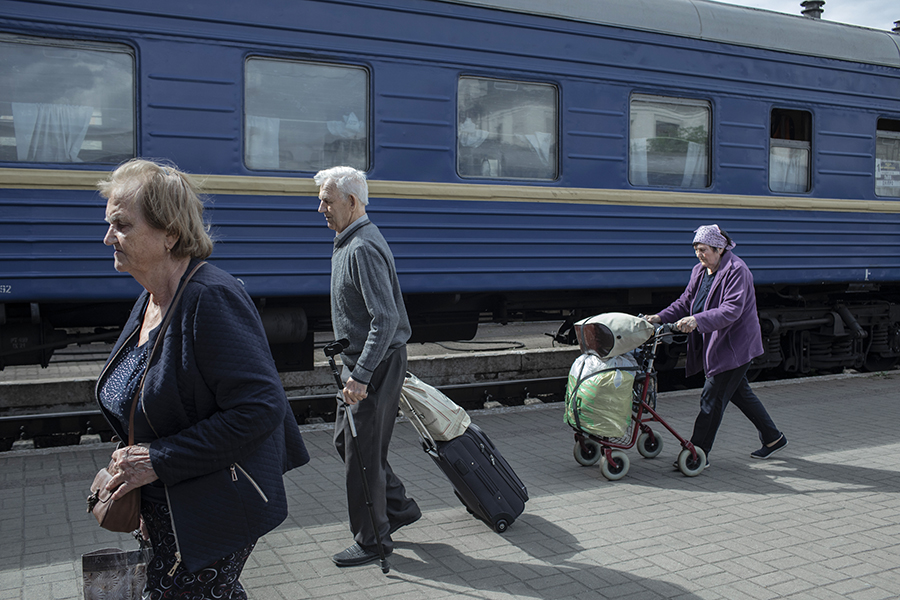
[322,338,390,575]
[399,393,440,457]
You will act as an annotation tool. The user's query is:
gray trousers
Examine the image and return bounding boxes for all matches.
[334,346,414,551]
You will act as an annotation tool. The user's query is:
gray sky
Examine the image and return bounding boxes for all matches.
[711,0,898,32]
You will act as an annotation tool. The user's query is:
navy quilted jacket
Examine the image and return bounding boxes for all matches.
[96,259,309,572]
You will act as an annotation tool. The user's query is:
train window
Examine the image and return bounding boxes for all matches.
[769,108,811,193]
[0,35,134,164]
[244,58,368,172]
[876,118,900,198]
[629,94,710,189]
[457,77,558,180]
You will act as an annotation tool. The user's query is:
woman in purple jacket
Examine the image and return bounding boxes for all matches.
[645,225,787,466]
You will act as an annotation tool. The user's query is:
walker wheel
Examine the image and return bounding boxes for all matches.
[677,447,707,477]
[637,430,663,458]
[600,450,630,481]
[573,439,602,466]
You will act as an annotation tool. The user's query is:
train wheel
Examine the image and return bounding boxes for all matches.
[677,447,707,477]
[574,439,602,466]
[637,430,663,458]
[863,353,898,372]
[600,450,630,481]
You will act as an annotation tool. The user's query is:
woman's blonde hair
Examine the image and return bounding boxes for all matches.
[98,159,214,259]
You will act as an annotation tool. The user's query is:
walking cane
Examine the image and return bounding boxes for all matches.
[323,339,390,574]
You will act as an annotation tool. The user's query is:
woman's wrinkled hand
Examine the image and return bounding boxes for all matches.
[107,444,158,500]
[644,314,662,324]
[675,316,698,333]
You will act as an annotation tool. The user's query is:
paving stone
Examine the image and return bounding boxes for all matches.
[2,371,900,599]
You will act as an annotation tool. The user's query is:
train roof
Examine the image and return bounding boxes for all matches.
[438,0,900,68]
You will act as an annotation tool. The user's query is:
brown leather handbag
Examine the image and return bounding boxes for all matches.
[87,451,142,533]
[87,262,205,532]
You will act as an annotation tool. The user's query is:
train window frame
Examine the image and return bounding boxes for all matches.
[456,76,559,181]
[0,34,135,165]
[628,93,712,189]
[769,108,812,194]
[243,57,369,173]
[876,118,900,198]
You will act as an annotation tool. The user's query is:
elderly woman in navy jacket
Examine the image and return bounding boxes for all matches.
[96,159,309,599]
[645,225,787,466]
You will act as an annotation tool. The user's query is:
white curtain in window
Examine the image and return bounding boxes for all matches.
[517,131,552,166]
[327,112,364,139]
[458,118,489,148]
[681,141,707,188]
[246,115,280,169]
[629,138,649,185]
[12,103,93,162]
[769,146,808,193]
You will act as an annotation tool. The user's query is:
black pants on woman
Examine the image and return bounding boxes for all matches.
[141,499,255,600]
[690,361,781,457]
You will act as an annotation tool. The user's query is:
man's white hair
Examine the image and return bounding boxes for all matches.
[314,166,369,205]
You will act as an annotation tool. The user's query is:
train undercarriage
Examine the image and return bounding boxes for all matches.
[532,283,900,377]
[755,299,900,375]
[1,283,899,375]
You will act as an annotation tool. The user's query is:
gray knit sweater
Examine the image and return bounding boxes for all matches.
[331,215,411,385]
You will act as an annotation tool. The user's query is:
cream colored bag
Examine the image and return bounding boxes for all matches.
[400,372,471,443]
[574,312,654,359]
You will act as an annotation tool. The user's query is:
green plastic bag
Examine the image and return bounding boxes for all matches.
[564,353,638,438]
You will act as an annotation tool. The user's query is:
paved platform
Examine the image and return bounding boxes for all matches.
[2,371,899,600]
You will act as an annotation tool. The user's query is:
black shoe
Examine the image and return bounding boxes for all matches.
[332,543,391,567]
[389,504,422,536]
[751,434,788,459]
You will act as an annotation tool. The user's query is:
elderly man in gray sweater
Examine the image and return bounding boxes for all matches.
[315,166,421,568]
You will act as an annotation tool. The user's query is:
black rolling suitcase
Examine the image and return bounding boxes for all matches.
[430,423,528,533]
[399,379,527,533]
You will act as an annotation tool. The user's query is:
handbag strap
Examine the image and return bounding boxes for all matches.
[125,261,206,445]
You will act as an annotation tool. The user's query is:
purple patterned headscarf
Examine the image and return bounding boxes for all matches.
[693,224,735,250]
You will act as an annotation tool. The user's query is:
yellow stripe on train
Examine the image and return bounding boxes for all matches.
[2,167,898,213]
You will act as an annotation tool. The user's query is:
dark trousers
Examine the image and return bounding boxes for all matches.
[334,346,415,552]
[690,361,781,456]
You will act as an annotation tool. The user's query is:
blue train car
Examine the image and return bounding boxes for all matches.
[1,0,899,372]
